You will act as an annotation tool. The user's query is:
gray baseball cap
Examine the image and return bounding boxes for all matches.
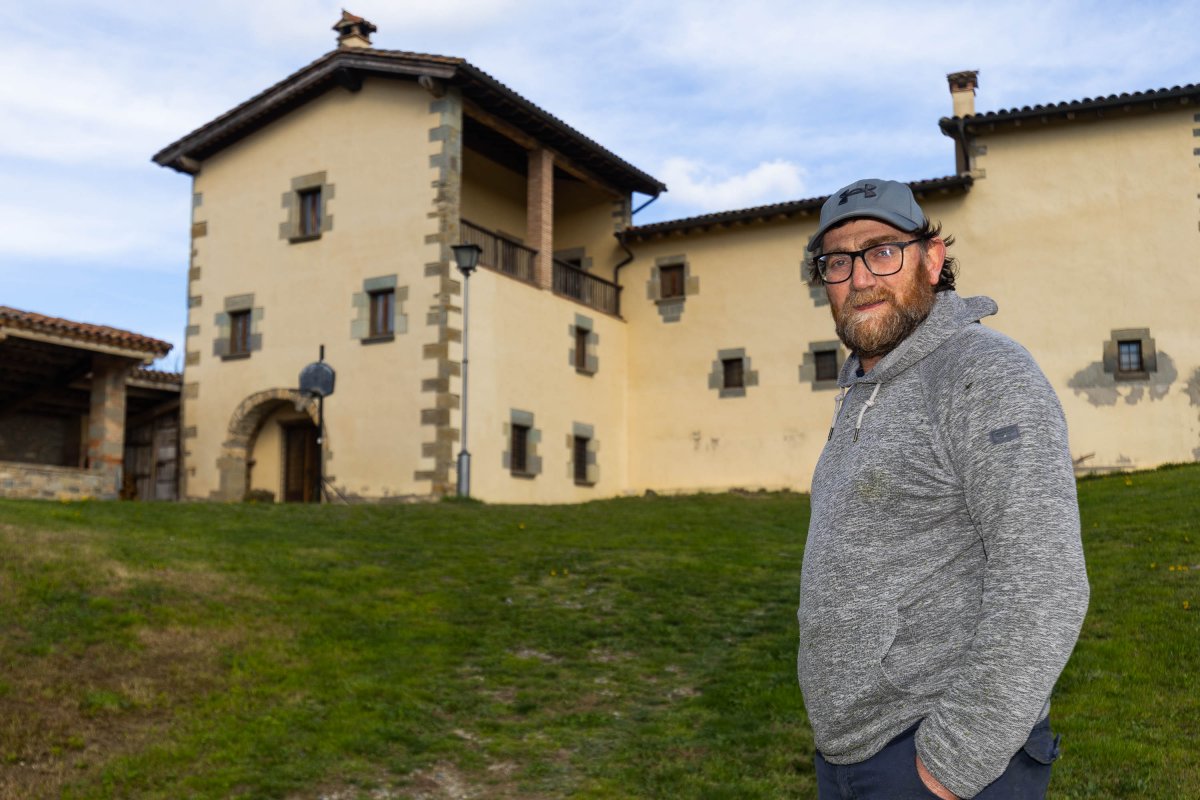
[806,178,926,252]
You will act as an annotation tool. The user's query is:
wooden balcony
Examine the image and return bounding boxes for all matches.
[459,219,622,316]
[461,219,537,285]
[552,259,621,316]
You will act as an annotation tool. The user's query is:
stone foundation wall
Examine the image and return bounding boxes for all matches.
[0,460,113,500]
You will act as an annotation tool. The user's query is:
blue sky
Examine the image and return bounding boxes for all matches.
[4,0,1200,368]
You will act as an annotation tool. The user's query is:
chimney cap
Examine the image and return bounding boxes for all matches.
[947,70,979,93]
[333,10,377,48]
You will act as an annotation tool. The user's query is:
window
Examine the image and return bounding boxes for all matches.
[511,424,530,474]
[1117,340,1143,373]
[1103,328,1155,382]
[660,264,685,299]
[574,327,589,370]
[723,358,744,389]
[369,289,394,338]
[229,310,251,356]
[573,435,589,484]
[298,188,322,237]
[814,349,839,381]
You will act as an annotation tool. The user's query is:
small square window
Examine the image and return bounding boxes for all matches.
[722,357,744,389]
[660,264,685,299]
[573,435,590,484]
[574,327,589,370]
[1117,340,1143,373]
[229,310,251,356]
[814,349,839,381]
[298,188,322,237]
[511,424,530,474]
[369,289,394,337]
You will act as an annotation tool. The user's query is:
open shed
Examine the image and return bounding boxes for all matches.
[0,307,178,500]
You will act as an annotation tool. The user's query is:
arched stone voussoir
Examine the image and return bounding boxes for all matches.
[213,388,321,501]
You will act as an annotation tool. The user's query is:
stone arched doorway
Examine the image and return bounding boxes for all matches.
[214,388,325,502]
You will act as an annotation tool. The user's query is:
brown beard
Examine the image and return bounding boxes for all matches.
[833,276,936,360]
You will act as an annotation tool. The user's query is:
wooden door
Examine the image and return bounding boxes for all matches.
[283,423,319,503]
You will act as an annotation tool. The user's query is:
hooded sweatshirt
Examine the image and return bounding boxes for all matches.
[797,291,1089,799]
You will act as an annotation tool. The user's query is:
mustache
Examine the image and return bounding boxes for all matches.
[845,287,894,311]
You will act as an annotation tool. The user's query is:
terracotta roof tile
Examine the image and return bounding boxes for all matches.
[940,82,1200,133]
[0,306,173,356]
[624,175,972,240]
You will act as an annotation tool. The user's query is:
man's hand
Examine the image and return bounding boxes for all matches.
[916,754,960,800]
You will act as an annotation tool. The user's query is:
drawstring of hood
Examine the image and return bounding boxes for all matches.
[827,386,850,441]
[853,383,881,442]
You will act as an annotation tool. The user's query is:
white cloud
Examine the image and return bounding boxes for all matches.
[658,157,807,212]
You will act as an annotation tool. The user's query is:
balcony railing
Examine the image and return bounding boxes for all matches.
[461,219,537,285]
[552,259,621,316]
[459,219,622,316]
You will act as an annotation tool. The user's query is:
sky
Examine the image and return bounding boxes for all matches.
[3,0,1200,369]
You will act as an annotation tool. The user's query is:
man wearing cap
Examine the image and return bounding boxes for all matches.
[796,179,1089,799]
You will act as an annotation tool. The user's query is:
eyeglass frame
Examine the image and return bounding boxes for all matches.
[813,237,930,284]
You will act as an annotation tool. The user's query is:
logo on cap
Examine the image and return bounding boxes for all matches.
[838,183,877,205]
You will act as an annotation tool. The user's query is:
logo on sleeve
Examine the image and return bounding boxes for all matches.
[989,424,1021,445]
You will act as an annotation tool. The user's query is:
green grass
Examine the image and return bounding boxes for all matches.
[0,465,1196,799]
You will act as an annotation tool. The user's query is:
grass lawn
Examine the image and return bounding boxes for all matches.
[0,465,1196,799]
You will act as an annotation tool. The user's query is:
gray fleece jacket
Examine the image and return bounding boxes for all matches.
[797,291,1089,799]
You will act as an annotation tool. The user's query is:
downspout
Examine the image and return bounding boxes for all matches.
[611,193,661,317]
[952,118,972,176]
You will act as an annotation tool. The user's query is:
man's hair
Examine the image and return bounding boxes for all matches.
[806,220,958,292]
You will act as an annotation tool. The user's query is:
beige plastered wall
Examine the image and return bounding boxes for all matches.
[554,177,625,274]
[939,108,1200,469]
[184,78,443,500]
[622,219,840,494]
[461,150,527,240]
[465,266,629,503]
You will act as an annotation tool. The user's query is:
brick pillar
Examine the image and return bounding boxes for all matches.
[527,147,555,289]
[87,355,132,498]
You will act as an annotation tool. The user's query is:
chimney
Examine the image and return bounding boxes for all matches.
[947,70,978,118]
[333,10,377,49]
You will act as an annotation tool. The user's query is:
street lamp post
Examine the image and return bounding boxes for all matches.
[451,243,482,497]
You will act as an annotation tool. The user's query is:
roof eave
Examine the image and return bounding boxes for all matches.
[151,49,666,196]
[938,83,1200,136]
[622,175,973,241]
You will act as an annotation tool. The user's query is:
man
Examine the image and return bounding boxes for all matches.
[796,179,1089,799]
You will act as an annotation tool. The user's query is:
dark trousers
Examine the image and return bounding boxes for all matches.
[814,717,1060,799]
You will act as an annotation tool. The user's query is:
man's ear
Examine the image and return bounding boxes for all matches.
[923,238,946,285]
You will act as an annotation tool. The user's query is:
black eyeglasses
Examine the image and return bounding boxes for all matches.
[814,239,925,284]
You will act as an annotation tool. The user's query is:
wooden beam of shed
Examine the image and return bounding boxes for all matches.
[0,356,94,421]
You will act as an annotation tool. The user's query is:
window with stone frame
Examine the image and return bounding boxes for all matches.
[369,289,394,338]
[229,310,251,356]
[814,349,839,382]
[214,294,262,360]
[281,172,334,243]
[709,348,757,398]
[503,410,541,477]
[567,422,597,486]
[1103,328,1156,381]
[660,264,685,299]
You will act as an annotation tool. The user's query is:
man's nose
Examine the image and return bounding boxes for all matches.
[848,254,877,290]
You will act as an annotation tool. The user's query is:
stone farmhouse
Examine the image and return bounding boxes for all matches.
[150,12,1200,503]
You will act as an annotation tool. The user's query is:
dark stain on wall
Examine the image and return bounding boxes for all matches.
[1067,351,1177,407]
[1186,368,1200,460]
